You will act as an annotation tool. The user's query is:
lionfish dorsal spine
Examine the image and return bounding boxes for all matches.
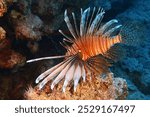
[88,9,105,35]
[97,19,118,35]
[58,30,74,44]
[80,7,90,36]
[64,10,77,39]
[63,38,73,43]
[72,12,80,37]
[104,24,122,37]
[87,7,96,34]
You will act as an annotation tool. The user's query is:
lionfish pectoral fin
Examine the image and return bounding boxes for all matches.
[62,64,75,92]
[81,63,86,82]
[27,55,68,63]
[103,43,126,62]
[50,58,73,90]
[38,59,71,90]
[37,57,74,90]
[120,21,145,46]
[86,55,110,76]
[35,56,70,84]
[73,63,82,91]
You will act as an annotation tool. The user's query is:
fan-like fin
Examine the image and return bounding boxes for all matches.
[81,63,86,82]
[62,63,75,92]
[35,57,70,84]
[73,63,82,91]
[85,65,92,80]
[87,55,111,75]
[103,44,125,62]
[51,59,73,90]
[38,57,74,90]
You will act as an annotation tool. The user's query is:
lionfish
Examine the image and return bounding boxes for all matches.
[27,7,138,92]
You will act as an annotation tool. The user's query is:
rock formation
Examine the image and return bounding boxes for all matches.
[24,73,128,100]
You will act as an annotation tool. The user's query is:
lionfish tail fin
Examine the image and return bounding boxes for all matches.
[120,21,144,46]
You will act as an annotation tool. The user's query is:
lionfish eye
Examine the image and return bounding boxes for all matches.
[77,50,83,59]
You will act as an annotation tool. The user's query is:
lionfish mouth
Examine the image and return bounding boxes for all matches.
[27,7,137,92]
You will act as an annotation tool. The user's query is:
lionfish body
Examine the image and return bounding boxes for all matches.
[28,7,134,92]
[65,35,122,61]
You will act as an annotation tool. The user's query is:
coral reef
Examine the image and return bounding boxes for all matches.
[9,10,43,41]
[0,27,26,69]
[31,0,89,34]
[0,27,6,41]
[0,49,25,69]
[0,0,7,16]
[24,73,128,100]
[0,27,10,50]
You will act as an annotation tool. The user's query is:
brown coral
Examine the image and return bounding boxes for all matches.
[0,0,7,17]
[0,27,10,50]
[0,49,26,69]
[0,39,10,50]
[0,27,6,41]
[0,26,26,69]
[10,10,43,41]
[24,73,128,100]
